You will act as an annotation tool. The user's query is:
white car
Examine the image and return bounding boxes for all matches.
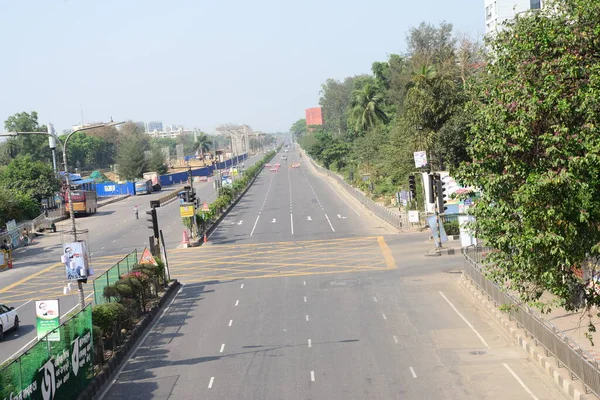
[0,303,19,340]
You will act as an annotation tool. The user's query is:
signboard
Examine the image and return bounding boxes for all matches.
[413,151,428,168]
[201,202,210,212]
[36,299,60,341]
[222,175,233,188]
[408,210,420,223]
[0,306,93,400]
[180,204,195,218]
[63,241,89,281]
[139,247,158,266]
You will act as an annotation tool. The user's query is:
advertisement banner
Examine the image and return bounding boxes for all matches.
[413,151,428,168]
[0,305,94,400]
[63,241,89,281]
[35,300,60,341]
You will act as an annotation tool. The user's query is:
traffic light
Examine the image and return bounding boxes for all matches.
[146,207,159,239]
[427,174,435,204]
[408,175,416,201]
[436,178,448,214]
[183,186,191,202]
[189,189,197,206]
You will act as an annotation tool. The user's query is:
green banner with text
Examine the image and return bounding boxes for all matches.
[0,305,94,400]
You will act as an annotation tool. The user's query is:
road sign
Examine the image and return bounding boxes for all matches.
[201,202,210,212]
[139,247,158,265]
[180,203,195,217]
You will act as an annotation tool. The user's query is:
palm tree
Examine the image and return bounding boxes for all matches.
[194,132,210,155]
[349,83,389,133]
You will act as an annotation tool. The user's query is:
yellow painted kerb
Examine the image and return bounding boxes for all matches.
[377,236,397,269]
[0,262,62,293]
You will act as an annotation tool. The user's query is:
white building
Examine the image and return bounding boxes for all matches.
[485,0,543,34]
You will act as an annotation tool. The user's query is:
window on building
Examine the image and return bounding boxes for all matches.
[486,5,492,20]
[530,0,541,9]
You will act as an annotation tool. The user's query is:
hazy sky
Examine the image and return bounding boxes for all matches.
[0,0,484,134]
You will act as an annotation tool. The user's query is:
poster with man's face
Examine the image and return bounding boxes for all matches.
[63,241,89,281]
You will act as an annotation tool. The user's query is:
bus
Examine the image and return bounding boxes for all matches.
[135,179,153,195]
[65,190,98,215]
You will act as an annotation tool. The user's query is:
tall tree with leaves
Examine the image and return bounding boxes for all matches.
[458,0,600,313]
[0,155,60,201]
[2,111,52,164]
[116,134,148,180]
[290,119,307,139]
[349,82,389,133]
[146,146,169,175]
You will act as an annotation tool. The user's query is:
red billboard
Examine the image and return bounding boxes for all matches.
[305,107,323,127]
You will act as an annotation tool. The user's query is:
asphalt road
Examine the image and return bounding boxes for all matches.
[0,152,265,363]
[100,145,569,400]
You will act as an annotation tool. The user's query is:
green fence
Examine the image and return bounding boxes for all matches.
[93,249,138,305]
[0,305,94,400]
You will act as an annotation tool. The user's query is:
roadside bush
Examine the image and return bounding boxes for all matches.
[92,303,126,338]
[444,220,460,236]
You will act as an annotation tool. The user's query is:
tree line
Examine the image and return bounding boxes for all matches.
[292,21,480,203]
[295,0,600,324]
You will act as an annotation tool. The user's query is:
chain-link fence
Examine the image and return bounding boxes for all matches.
[463,245,600,396]
[0,305,94,400]
[93,249,138,305]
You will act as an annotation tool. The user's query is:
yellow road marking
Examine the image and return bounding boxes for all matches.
[0,262,62,293]
[377,236,397,269]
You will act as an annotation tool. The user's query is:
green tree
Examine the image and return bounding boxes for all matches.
[319,76,365,136]
[194,131,210,154]
[2,111,52,164]
[146,146,168,174]
[458,0,600,313]
[62,132,113,170]
[0,188,40,226]
[290,119,307,140]
[0,155,60,201]
[349,82,389,133]
[116,134,148,180]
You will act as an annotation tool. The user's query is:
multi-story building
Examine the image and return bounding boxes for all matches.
[485,0,543,34]
[146,121,163,133]
[147,127,194,139]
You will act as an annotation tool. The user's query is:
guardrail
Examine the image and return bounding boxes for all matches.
[303,153,424,230]
[463,245,600,397]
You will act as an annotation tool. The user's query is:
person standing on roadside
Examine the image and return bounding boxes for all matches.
[134,205,139,219]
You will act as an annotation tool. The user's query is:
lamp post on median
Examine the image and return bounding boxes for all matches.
[1,120,124,310]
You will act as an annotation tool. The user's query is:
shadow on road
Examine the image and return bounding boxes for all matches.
[3,324,35,342]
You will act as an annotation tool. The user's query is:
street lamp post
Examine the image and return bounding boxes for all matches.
[1,121,124,310]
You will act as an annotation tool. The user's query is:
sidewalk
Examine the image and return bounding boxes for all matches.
[541,294,600,362]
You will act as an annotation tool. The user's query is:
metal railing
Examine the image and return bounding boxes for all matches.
[463,245,600,396]
[303,154,425,230]
[93,249,138,305]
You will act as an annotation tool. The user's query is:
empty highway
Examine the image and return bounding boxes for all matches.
[100,146,568,400]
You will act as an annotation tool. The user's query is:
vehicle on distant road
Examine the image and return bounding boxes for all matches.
[135,179,153,195]
[143,172,162,191]
[281,156,287,160]
[291,163,300,168]
[270,167,278,172]
[0,303,19,340]
[65,190,98,215]
[265,163,271,167]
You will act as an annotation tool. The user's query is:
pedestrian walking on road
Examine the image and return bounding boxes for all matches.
[134,205,139,219]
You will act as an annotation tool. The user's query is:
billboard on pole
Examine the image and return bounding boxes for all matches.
[35,299,60,341]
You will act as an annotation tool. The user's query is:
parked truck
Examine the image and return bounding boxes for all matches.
[135,179,153,195]
[143,172,162,191]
